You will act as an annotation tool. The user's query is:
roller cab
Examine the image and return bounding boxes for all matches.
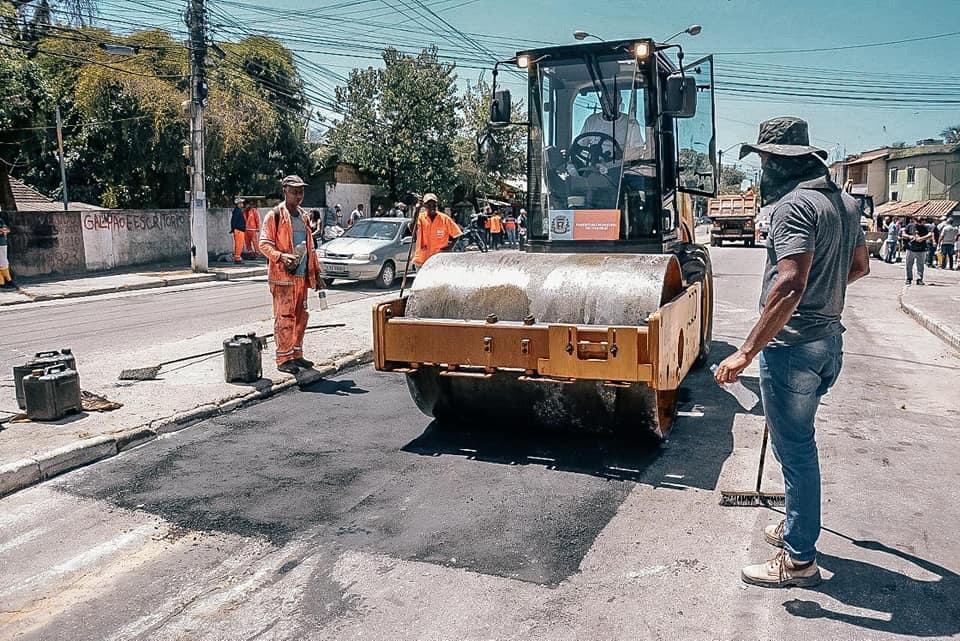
[374,37,718,438]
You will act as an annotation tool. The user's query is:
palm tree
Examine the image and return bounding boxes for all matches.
[942,124,960,144]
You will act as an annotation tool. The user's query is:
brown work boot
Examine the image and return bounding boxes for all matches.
[764,520,785,548]
[741,550,821,588]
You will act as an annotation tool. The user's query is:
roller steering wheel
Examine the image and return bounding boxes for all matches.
[568,131,623,174]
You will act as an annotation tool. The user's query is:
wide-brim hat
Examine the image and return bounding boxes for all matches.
[740,116,828,160]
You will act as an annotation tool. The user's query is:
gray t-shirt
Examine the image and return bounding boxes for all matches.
[760,177,865,346]
[940,223,958,244]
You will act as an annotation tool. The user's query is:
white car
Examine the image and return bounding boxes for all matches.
[318,218,413,288]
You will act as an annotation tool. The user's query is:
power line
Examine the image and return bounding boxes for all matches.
[694,28,960,55]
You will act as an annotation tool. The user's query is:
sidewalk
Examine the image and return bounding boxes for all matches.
[0,260,268,306]
[0,291,391,497]
[899,263,960,353]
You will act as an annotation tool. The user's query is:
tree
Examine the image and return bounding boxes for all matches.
[328,47,460,202]
[455,77,525,206]
[0,38,53,209]
[719,164,747,194]
[941,125,960,144]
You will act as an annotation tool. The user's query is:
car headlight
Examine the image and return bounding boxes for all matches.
[316,248,326,258]
[352,253,376,262]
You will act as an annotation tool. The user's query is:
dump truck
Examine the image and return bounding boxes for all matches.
[373,38,718,438]
[708,194,758,247]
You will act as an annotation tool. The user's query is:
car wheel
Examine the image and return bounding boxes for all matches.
[376,261,396,289]
[322,278,336,287]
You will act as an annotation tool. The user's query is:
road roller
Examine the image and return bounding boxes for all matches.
[373,38,718,438]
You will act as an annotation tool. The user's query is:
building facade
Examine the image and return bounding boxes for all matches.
[886,143,960,203]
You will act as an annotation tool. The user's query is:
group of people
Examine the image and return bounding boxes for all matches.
[880,214,958,284]
[229,198,263,263]
[471,205,527,250]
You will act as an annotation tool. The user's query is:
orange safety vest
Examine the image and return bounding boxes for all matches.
[244,207,260,230]
[259,202,320,287]
[413,211,461,267]
[490,215,503,233]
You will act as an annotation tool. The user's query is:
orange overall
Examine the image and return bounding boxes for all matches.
[259,204,321,366]
[244,207,260,255]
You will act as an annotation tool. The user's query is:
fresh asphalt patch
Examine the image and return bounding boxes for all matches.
[54,364,740,586]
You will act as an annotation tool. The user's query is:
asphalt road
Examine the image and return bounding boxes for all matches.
[0,278,397,366]
[2,244,959,640]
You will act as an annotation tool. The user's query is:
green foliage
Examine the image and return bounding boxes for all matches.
[455,77,525,204]
[719,164,747,194]
[941,125,960,144]
[3,24,312,208]
[328,47,460,202]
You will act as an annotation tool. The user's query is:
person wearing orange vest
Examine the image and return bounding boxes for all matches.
[259,175,323,374]
[489,209,503,250]
[243,203,261,257]
[413,193,461,268]
[230,198,246,263]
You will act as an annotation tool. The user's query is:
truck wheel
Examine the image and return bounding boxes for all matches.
[376,261,396,289]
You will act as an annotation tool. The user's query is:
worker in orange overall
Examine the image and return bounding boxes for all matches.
[489,208,503,250]
[243,202,261,257]
[259,175,323,374]
[230,198,246,263]
[412,193,461,268]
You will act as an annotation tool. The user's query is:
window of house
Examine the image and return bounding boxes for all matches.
[890,167,898,185]
[906,166,916,184]
[890,191,899,202]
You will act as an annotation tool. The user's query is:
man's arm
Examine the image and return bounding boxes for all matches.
[848,245,870,284]
[715,252,813,384]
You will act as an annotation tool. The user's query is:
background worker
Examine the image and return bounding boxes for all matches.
[230,198,246,263]
[489,208,503,250]
[243,201,261,257]
[348,203,365,228]
[938,216,957,270]
[259,175,324,375]
[714,117,869,589]
[0,214,15,288]
[903,216,932,285]
[412,193,460,268]
[503,209,518,248]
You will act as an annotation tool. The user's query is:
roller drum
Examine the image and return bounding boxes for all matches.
[404,252,685,437]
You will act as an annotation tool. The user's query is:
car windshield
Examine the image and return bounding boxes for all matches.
[344,220,400,240]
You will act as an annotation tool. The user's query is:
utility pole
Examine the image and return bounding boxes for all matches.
[186,0,208,271]
[55,105,69,211]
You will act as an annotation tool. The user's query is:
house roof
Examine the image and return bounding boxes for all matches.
[887,143,960,161]
[843,148,890,166]
[6,177,103,211]
[874,199,959,218]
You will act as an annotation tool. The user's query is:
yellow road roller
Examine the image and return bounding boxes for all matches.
[374,38,718,438]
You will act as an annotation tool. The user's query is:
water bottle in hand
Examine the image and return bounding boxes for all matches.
[317,289,328,310]
[710,364,760,410]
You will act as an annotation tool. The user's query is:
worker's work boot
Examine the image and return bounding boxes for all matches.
[294,357,315,368]
[741,550,821,588]
[278,361,301,375]
[764,520,785,548]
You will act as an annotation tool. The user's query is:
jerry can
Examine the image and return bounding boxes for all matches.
[23,365,82,421]
[224,333,265,383]
[14,349,77,409]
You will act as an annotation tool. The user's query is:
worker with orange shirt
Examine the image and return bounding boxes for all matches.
[259,175,323,374]
[243,202,261,257]
[230,198,246,263]
[413,193,461,268]
[489,208,503,250]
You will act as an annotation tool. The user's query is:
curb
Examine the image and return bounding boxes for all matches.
[1,267,267,307]
[898,286,960,353]
[0,349,374,499]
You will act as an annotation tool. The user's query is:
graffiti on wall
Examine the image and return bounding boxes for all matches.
[82,212,188,232]
[6,211,85,275]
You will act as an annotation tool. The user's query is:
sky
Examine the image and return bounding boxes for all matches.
[97,0,960,173]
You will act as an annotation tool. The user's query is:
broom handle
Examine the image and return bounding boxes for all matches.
[755,421,770,494]
[154,324,346,368]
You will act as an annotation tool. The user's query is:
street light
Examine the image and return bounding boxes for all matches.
[662,24,702,43]
[573,30,605,42]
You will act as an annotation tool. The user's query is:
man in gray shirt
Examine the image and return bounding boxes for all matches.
[714,117,870,588]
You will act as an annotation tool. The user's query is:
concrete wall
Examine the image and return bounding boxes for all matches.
[3,207,266,277]
[326,184,375,219]
[867,158,889,205]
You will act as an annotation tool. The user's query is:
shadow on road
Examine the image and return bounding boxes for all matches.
[300,377,369,396]
[785,537,960,637]
[403,341,751,492]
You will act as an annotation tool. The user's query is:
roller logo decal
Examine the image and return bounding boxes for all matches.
[548,209,621,241]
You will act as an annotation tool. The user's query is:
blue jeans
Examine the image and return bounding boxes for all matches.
[759,335,843,563]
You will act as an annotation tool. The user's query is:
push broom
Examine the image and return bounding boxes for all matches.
[719,421,785,508]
